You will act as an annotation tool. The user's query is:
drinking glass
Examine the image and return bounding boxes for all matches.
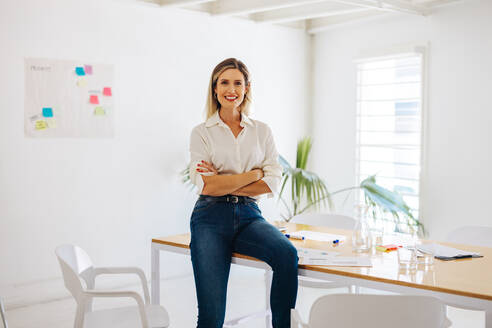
[352,205,372,253]
[397,246,418,271]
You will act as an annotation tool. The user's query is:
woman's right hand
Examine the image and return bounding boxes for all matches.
[197,160,218,175]
[251,168,264,180]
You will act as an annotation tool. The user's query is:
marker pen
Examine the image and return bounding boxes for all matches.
[285,234,305,240]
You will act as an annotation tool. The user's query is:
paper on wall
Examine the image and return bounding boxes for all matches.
[25,58,114,138]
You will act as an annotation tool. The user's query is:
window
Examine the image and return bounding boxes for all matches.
[355,52,425,232]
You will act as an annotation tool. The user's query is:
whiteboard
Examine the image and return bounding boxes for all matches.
[24,58,114,138]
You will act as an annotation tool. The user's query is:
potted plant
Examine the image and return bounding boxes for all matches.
[277,137,423,235]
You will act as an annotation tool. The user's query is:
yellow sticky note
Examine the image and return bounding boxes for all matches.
[46,118,57,128]
[77,79,87,87]
[35,120,47,130]
[94,106,105,116]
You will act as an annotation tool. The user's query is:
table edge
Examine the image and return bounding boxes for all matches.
[152,239,492,302]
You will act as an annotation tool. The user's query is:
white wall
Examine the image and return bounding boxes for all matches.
[0,0,309,307]
[311,0,492,239]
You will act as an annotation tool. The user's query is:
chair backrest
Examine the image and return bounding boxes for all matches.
[308,294,451,328]
[446,226,492,247]
[55,245,95,303]
[0,297,8,328]
[291,213,356,230]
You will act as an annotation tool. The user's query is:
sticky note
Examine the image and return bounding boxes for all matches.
[46,118,56,128]
[375,244,401,252]
[89,95,99,104]
[77,79,87,87]
[94,106,105,116]
[84,65,93,75]
[102,87,112,96]
[42,107,53,117]
[35,120,47,130]
[75,67,85,76]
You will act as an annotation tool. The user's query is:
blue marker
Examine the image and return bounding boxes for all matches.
[285,234,305,240]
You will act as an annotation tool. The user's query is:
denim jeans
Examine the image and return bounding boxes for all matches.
[190,195,298,328]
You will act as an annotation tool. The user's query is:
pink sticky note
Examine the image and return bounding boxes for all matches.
[84,65,93,75]
[103,87,112,96]
[89,95,99,104]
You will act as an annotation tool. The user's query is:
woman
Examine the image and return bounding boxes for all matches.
[188,58,298,328]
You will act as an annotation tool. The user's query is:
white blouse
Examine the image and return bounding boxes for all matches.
[189,111,282,198]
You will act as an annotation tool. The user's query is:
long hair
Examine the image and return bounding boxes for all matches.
[205,58,252,119]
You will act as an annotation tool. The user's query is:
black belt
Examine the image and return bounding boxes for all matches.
[198,195,256,204]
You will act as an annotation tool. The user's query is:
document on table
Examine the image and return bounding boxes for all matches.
[296,247,339,258]
[417,243,483,260]
[299,256,372,267]
[289,230,346,242]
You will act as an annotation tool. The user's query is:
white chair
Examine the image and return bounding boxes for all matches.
[291,213,356,292]
[55,244,169,328]
[0,297,8,328]
[446,226,492,247]
[291,294,452,328]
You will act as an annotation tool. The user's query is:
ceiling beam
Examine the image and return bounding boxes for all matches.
[417,0,462,7]
[209,0,327,16]
[328,0,430,16]
[251,2,369,24]
[140,0,216,8]
[307,10,386,33]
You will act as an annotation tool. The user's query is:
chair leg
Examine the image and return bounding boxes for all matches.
[0,298,8,328]
[85,279,94,313]
[74,300,87,328]
[349,285,361,294]
[264,270,273,328]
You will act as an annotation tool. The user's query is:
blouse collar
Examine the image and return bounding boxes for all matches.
[205,110,253,128]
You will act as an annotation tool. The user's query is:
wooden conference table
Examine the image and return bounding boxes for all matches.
[151,222,492,327]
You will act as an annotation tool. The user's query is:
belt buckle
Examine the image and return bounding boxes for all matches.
[230,196,239,203]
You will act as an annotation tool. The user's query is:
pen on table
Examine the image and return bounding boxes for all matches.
[285,234,305,240]
[454,255,473,259]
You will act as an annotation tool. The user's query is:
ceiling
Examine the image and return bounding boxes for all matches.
[137,0,462,34]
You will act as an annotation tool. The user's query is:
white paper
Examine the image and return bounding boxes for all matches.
[290,230,346,242]
[417,243,480,258]
[300,256,372,267]
[296,247,338,258]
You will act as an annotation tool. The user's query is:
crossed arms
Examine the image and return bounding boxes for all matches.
[197,161,271,197]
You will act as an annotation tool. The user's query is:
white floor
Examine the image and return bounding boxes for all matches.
[3,265,485,327]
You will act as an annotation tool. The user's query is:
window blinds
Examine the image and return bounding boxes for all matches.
[355,54,424,221]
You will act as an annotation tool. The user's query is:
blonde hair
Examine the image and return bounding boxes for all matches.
[205,58,252,120]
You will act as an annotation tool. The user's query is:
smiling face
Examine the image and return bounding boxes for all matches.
[214,68,248,111]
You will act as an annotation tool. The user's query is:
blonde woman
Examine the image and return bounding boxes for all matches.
[188,58,298,328]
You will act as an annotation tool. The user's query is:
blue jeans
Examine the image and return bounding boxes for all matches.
[190,195,298,328]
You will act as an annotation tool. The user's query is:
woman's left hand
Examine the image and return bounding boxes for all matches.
[196,160,218,175]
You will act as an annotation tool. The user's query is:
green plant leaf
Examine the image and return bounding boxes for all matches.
[279,137,331,220]
[360,175,424,235]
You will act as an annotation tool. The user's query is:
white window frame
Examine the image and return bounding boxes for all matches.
[354,44,429,231]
